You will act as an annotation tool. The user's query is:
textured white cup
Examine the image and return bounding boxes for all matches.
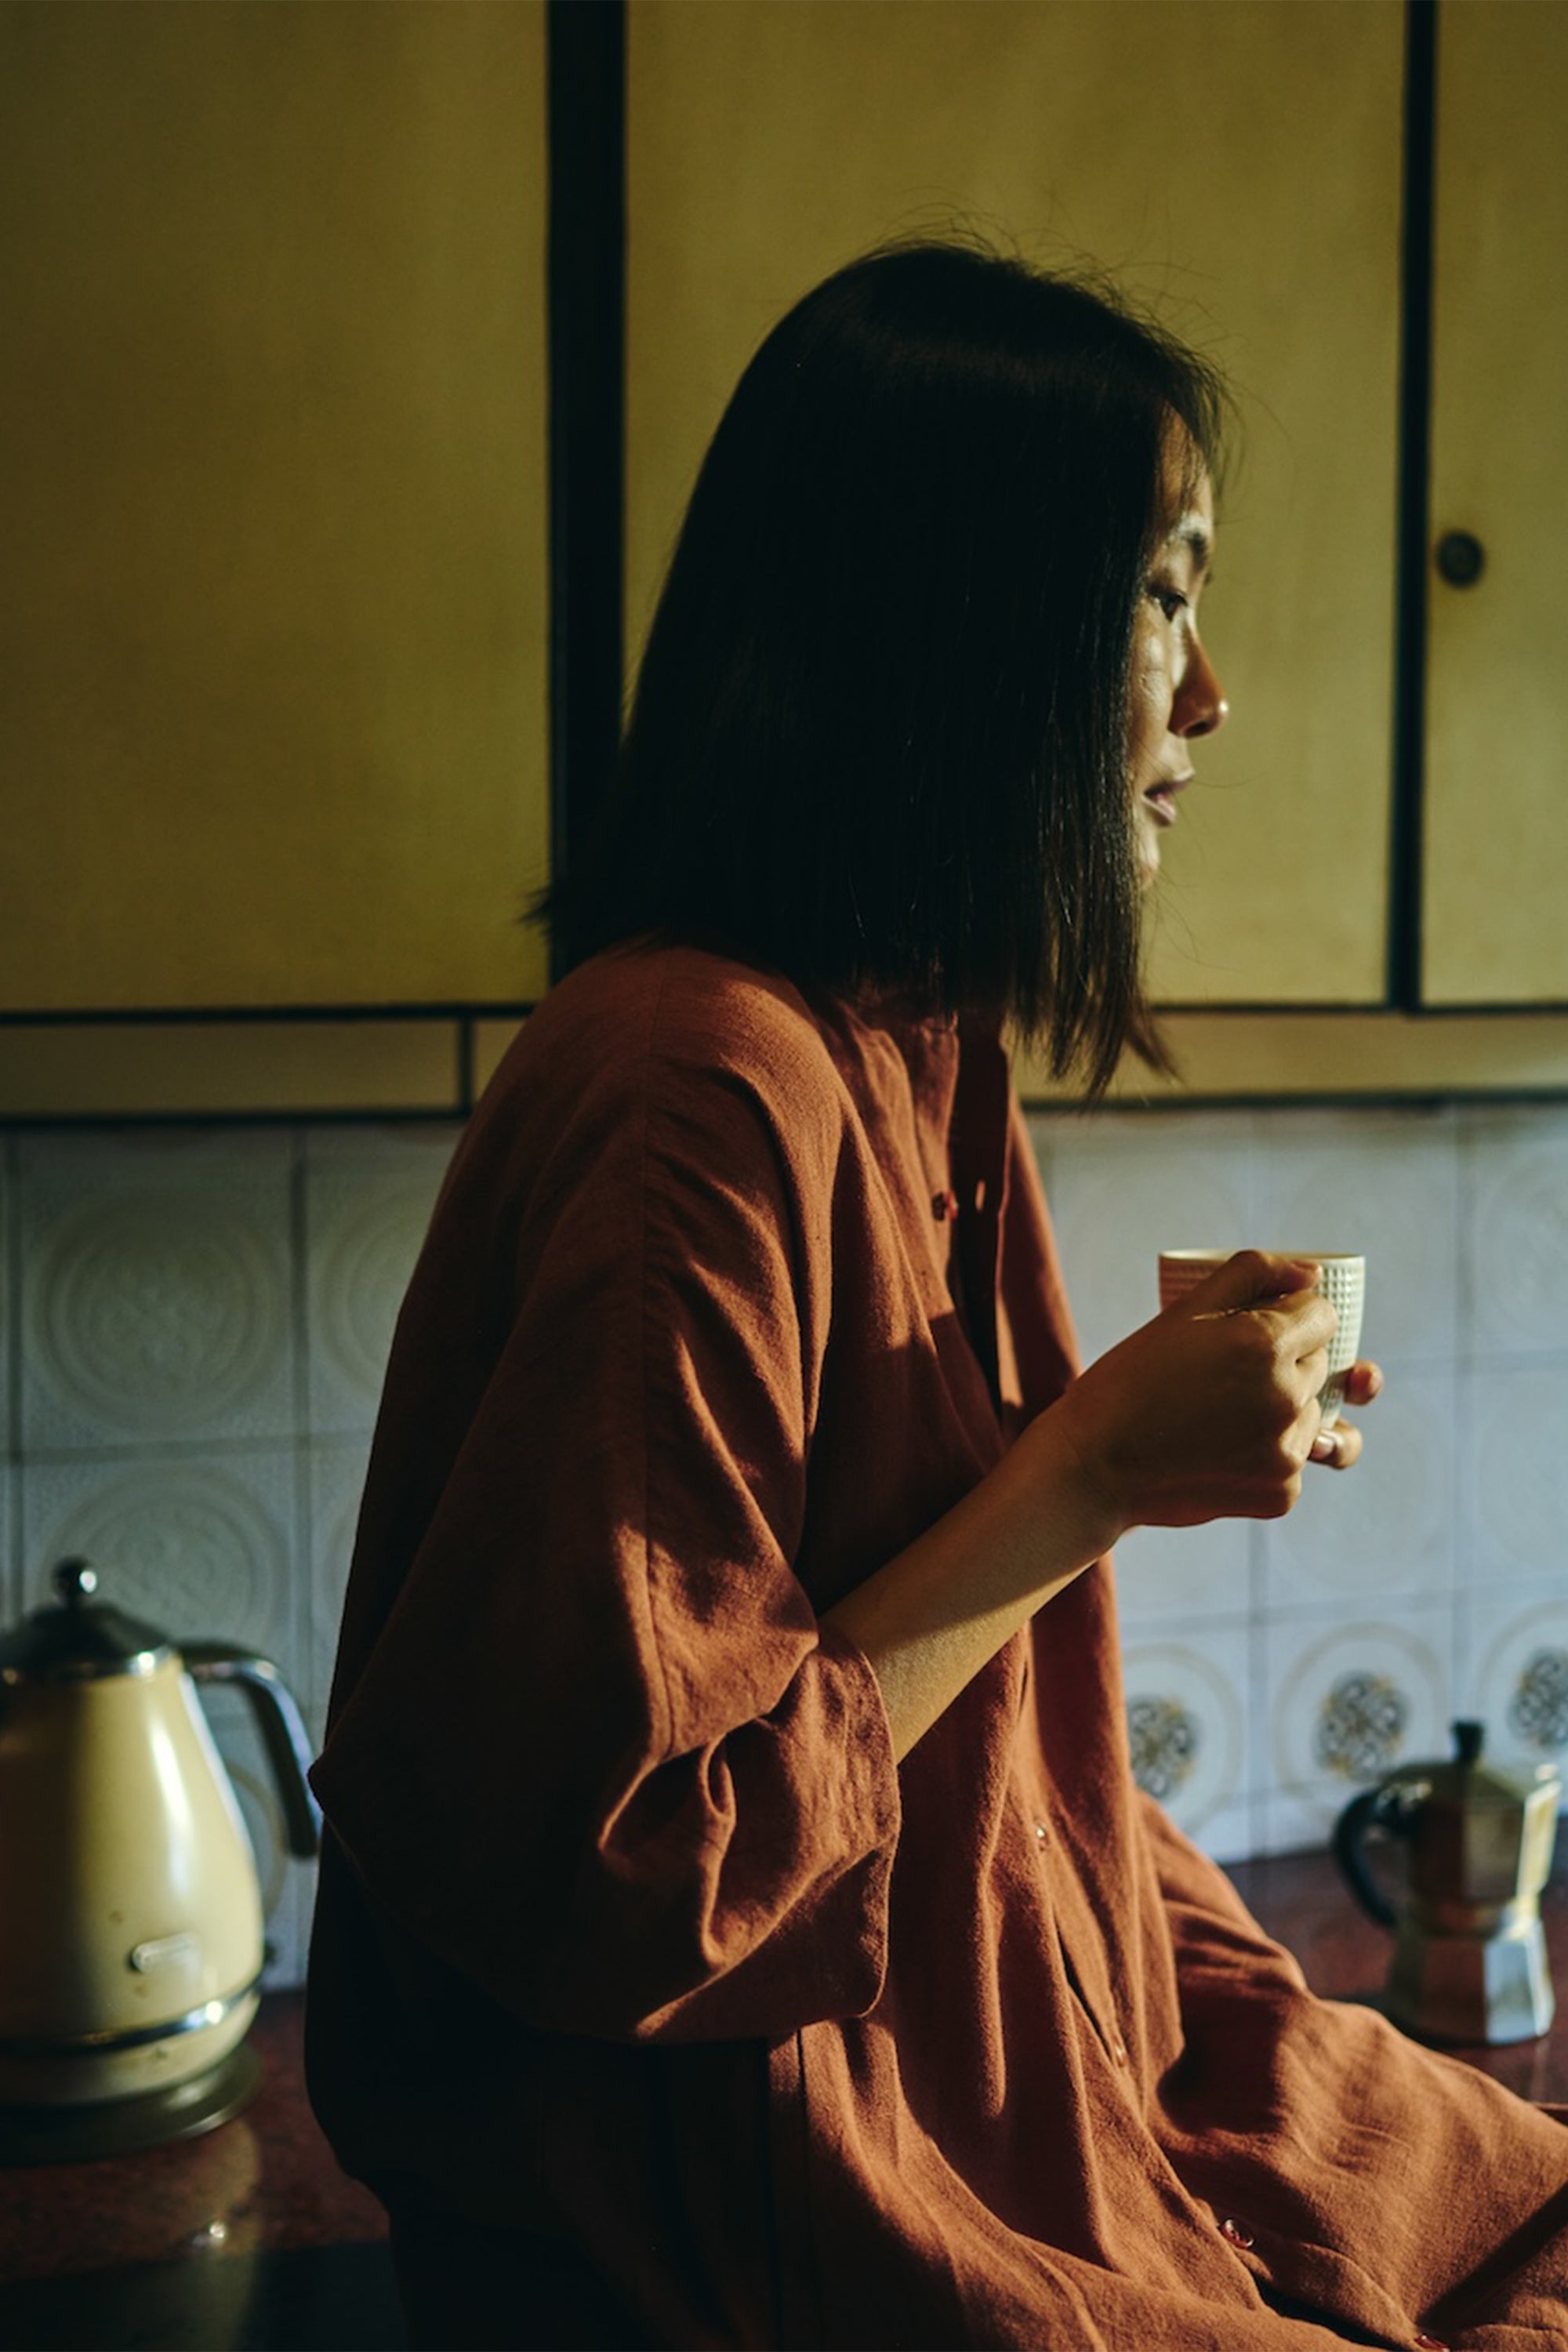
[1156,1250,1366,1428]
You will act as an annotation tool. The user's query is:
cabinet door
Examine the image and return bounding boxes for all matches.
[1421,0,1568,1005]
[626,0,1403,1007]
[0,1,548,1013]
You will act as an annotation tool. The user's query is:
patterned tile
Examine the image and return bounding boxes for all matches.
[17,1131,296,1454]
[13,1088,1568,1941]
[303,1128,456,1436]
[0,1462,16,1649]
[1457,1363,1568,1589]
[1259,1785,1352,1860]
[1459,1105,1568,1358]
[19,1447,303,1672]
[1111,1517,1252,1632]
[1251,1104,1458,1366]
[1460,1585,1568,1780]
[1189,1795,1254,1870]
[1260,1368,1455,1614]
[1029,1108,1254,1369]
[306,1434,376,1722]
[1259,1602,1451,1850]
[0,1138,13,1463]
[1120,1625,1249,1845]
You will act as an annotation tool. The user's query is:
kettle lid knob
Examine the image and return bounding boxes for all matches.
[51,1559,99,1609]
[0,1560,173,1682]
[1453,1719,1486,1766]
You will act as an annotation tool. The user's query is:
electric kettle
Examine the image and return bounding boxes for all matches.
[1334,1718,1560,2046]
[0,1558,320,2161]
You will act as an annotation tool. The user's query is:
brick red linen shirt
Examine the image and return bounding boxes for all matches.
[306,941,1568,2349]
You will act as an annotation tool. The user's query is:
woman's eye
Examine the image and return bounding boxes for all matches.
[1148,583,1190,623]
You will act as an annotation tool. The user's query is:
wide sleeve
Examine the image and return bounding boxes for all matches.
[310,1015,901,2047]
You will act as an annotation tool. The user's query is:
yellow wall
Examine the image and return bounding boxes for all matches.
[6,0,1564,1112]
[1422,0,1568,1003]
[1,0,549,1014]
[626,0,1403,1008]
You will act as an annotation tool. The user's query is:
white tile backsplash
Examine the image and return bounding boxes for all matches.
[7,1094,1568,1979]
[1252,1105,1459,1366]
[306,1431,378,1723]
[1030,1097,1564,1863]
[303,1127,454,1434]
[1459,1362,1568,1587]
[0,1460,15,1658]
[1120,1624,1250,1848]
[18,1130,296,1454]
[8,1125,455,1987]
[19,1447,303,1664]
[1259,1367,1455,1617]
[1461,1584,1568,1775]
[1460,1105,1568,1357]
[1110,1516,1253,1632]
[1040,1107,1254,1367]
[1261,1599,1452,1848]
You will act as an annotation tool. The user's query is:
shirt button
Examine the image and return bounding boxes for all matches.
[1219,2217,1255,2251]
[1109,2031,1129,2066]
[931,1188,958,1221]
[1033,1820,1047,1842]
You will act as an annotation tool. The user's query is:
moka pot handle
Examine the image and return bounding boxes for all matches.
[1333,1778,1428,1930]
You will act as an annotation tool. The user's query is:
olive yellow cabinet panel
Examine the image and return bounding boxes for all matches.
[1421,0,1568,1005]
[1,1,548,1014]
[626,0,1404,1008]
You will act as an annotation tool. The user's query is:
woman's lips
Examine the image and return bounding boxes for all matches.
[1142,772,1193,828]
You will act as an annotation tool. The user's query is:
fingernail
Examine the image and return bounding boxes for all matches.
[1310,1432,1336,1462]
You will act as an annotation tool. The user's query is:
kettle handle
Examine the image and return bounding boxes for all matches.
[184,1643,321,1859]
[1333,1780,1426,1930]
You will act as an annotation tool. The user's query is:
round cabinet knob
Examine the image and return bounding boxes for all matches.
[1435,529,1486,587]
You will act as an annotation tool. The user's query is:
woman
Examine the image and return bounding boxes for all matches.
[306,244,1568,2348]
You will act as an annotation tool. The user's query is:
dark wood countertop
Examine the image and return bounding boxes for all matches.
[1,1846,1564,2347]
[0,1993,384,2288]
[0,1992,400,2350]
[1225,1845,1568,2109]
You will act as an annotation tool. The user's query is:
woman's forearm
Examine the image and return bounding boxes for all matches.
[826,1252,1359,1763]
[823,1408,1117,1762]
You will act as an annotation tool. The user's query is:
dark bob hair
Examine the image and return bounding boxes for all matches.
[539,238,1228,1094]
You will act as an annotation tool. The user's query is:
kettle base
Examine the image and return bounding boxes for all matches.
[0,2040,260,2166]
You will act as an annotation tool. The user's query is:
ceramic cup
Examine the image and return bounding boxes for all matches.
[1156,1250,1366,1429]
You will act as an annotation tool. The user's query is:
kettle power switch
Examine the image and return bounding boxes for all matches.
[129,1932,201,1973]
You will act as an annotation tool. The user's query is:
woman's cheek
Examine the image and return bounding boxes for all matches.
[1126,638,1171,782]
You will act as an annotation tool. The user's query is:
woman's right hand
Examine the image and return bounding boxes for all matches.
[1044,1250,1336,1542]
[830,1250,1337,1762]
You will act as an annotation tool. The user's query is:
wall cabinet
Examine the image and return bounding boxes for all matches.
[5,0,1568,1118]
[626,0,1568,1069]
[1421,0,1568,1005]
[626,0,1405,1013]
[2,0,550,1034]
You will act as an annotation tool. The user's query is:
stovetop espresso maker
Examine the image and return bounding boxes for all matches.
[1334,1718,1559,2045]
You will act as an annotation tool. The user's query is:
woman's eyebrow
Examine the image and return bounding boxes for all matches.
[1173,518,1213,576]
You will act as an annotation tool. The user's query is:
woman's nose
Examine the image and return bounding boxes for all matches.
[1173,640,1228,739]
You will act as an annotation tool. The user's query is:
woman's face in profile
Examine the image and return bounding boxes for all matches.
[1128,457,1227,888]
